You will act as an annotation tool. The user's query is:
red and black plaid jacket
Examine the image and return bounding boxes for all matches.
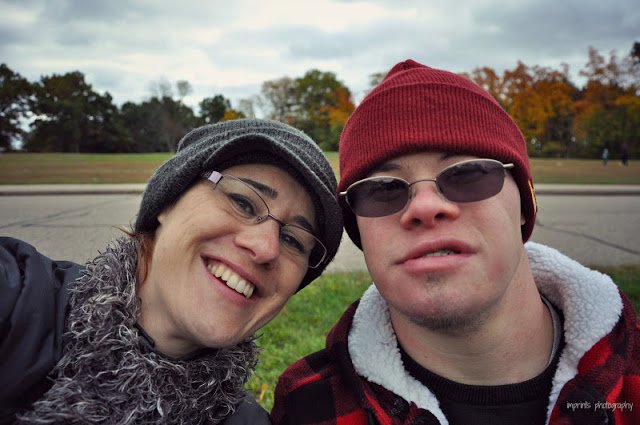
[271,243,640,425]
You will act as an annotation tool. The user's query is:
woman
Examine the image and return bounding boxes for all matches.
[0,119,343,424]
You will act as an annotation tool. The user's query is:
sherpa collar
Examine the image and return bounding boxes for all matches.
[348,242,623,425]
[17,236,259,424]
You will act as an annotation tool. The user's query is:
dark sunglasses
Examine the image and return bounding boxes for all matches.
[340,159,514,217]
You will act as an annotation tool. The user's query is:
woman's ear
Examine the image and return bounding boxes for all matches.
[157,204,174,224]
[158,211,167,224]
[521,214,526,226]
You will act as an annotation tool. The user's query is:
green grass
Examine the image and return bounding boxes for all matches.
[0,152,639,184]
[530,158,640,184]
[324,151,339,174]
[246,271,371,410]
[247,266,640,412]
[594,264,640,312]
[0,153,171,184]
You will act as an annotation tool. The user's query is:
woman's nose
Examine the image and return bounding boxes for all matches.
[235,219,282,266]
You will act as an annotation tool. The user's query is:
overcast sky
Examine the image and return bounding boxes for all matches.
[1,0,638,116]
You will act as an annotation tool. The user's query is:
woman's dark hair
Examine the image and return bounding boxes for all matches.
[120,227,155,283]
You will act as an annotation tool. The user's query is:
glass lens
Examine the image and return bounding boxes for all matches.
[217,175,326,268]
[218,177,269,220]
[347,177,409,217]
[437,160,506,202]
[282,225,327,268]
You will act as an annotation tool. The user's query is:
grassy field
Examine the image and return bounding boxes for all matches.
[248,266,640,411]
[531,158,640,184]
[0,153,172,184]
[247,272,372,409]
[1,152,639,184]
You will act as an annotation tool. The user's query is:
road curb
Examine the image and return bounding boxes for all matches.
[2,184,640,196]
[0,184,146,196]
[534,185,640,196]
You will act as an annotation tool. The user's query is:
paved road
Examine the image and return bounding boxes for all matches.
[1,187,639,270]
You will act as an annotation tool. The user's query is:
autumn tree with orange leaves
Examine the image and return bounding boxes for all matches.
[3,43,637,155]
[572,45,640,158]
[466,62,578,157]
[462,43,639,159]
[259,70,355,150]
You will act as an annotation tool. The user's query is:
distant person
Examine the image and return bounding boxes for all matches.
[602,146,609,165]
[1,119,343,424]
[621,142,629,166]
[271,60,640,424]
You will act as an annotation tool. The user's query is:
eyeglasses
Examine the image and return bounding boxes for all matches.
[204,171,327,269]
[340,159,514,217]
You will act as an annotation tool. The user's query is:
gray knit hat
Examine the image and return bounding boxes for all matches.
[134,119,343,290]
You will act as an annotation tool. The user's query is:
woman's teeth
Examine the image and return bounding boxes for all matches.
[207,262,255,298]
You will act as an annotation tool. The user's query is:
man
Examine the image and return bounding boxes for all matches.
[271,60,640,424]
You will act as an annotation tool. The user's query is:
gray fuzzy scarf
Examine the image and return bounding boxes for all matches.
[17,237,259,424]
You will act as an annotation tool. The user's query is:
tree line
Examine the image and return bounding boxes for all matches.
[1,42,638,158]
[0,65,356,154]
[463,43,639,159]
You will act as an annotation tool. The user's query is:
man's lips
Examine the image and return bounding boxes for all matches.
[398,239,473,264]
[206,260,256,298]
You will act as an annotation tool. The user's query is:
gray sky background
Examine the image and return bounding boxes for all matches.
[1,0,638,116]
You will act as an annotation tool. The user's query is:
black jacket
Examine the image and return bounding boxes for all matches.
[0,236,81,420]
[0,237,269,424]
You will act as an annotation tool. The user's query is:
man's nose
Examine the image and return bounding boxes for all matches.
[399,182,461,228]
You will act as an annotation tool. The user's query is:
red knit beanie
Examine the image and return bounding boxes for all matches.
[338,59,537,248]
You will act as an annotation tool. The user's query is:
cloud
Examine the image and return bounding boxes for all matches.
[1,0,637,111]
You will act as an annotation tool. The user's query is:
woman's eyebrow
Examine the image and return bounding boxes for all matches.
[239,177,316,233]
[239,177,278,199]
[292,215,315,233]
